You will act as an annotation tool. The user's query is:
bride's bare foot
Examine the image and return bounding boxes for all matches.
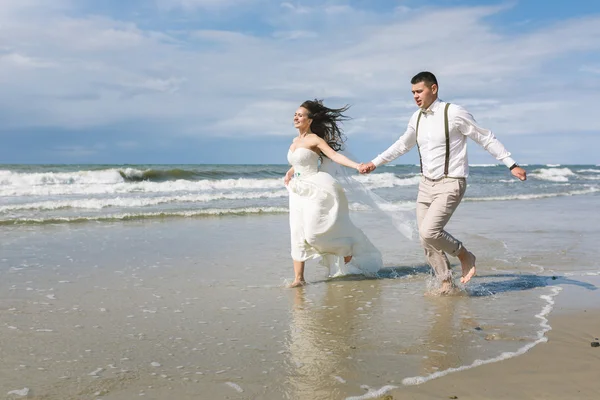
[458,249,477,284]
[288,280,306,288]
[344,255,352,264]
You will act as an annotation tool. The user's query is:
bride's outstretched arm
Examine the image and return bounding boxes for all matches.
[315,138,361,171]
[284,167,294,185]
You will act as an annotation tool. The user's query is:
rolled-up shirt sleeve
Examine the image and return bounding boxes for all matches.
[455,106,516,168]
[371,118,418,167]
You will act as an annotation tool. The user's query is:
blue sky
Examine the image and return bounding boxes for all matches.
[1,0,599,165]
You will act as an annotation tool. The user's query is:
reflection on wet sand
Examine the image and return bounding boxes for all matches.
[284,281,383,400]
[279,274,555,399]
[418,296,479,376]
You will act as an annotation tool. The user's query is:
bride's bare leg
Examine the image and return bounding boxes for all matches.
[344,256,352,264]
[289,260,306,288]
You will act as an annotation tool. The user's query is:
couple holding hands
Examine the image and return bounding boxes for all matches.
[284,71,527,293]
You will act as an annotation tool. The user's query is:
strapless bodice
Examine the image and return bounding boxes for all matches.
[287,147,319,178]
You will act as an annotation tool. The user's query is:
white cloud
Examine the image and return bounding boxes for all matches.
[324,5,353,14]
[0,53,56,68]
[157,0,255,10]
[191,30,261,45]
[272,30,319,40]
[280,2,311,14]
[1,1,600,143]
[581,65,600,74]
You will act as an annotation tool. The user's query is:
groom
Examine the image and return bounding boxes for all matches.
[360,71,527,293]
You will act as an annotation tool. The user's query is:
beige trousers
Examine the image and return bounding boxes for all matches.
[416,176,467,280]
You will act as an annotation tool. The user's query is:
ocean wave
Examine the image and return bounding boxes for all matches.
[0,207,290,225]
[0,177,285,197]
[0,190,289,212]
[0,167,285,186]
[465,187,599,202]
[0,169,125,186]
[530,168,575,182]
[120,167,283,181]
[0,171,423,197]
[119,167,200,182]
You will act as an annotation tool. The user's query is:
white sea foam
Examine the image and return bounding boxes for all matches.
[88,367,104,376]
[0,171,418,197]
[0,169,124,186]
[6,388,30,397]
[0,207,290,225]
[0,190,289,212]
[578,169,600,173]
[352,173,421,188]
[345,385,399,400]
[465,187,599,202]
[531,168,575,182]
[0,176,285,197]
[225,382,243,393]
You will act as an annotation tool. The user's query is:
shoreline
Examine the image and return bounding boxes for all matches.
[384,276,600,400]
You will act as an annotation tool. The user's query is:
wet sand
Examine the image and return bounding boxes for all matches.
[392,280,600,400]
[1,194,599,399]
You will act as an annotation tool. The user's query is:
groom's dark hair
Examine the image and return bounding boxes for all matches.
[411,71,438,88]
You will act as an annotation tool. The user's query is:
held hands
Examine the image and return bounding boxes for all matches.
[358,162,376,174]
[511,166,527,181]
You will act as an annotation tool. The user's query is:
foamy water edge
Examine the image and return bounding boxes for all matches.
[345,284,563,400]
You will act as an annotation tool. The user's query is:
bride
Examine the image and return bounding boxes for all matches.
[284,99,385,287]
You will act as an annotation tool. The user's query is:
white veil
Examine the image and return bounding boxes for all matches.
[320,148,417,242]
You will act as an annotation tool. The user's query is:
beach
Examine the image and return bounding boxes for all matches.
[1,164,599,399]
[396,288,600,400]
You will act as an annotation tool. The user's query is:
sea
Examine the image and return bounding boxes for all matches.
[1,163,599,399]
[0,163,598,225]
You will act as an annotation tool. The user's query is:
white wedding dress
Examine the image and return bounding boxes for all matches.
[287,147,383,277]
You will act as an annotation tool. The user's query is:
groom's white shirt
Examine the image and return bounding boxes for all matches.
[371,99,516,179]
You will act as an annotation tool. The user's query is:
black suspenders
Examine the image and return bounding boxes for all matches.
[415,103,451,176]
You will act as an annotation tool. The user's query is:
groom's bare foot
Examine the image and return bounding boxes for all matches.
[426,278,457,296]
[458,249,477,284]
[288,280,306,288]
[344,255,352,264]
[440,279,454,294]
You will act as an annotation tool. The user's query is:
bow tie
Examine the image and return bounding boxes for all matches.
[421,108,433,116]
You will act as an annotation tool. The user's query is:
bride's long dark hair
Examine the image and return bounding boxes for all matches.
[300,99,350,152]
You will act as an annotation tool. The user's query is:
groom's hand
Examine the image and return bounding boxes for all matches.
[360,162,376,174]
[511,166,527,181]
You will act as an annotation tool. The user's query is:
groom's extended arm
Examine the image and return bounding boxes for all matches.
[455,105,527,181]
[363,116,418,173]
